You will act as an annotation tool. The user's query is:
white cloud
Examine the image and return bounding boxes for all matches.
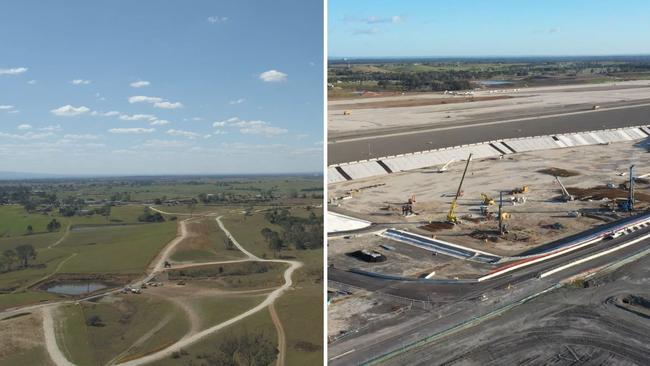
[129,95,183,109]
[212,121,226,127]
[150,119,170,126]
[233,119,288,136]
[296,133,309,140]
[102,111,120,117]
[0,105,15,110]
[108,128,155,134]
[344,15,404,24]
[0,67,28,76]
[129,95,163,104]
[27,80,37,85]
[130,80,150,88]
[51,105,91,117]
[39,124,62,132]
[166,129,200,139]
[119,113,157,121]
[203,134,212,139]
[207,16,228,23]
[154,101,183,109]
[213,129,227,135]
[17,124,32,130]
[0,131,53,140]
[259,70,287,82]
[64,134,100,140]
[192,117,203,121]
[138,139,189,149]
[229,98,245,105]
[70,79,91,85]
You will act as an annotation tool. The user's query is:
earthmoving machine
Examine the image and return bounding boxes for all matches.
[511,185,529,195]
[447,153,472,224]
[498,191,511,234]
[481,193,495,205]
[555,176,574,201]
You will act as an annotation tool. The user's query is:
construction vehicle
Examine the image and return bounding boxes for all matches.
[555,176,574,201]
[447,153,472,224]
[511,185,529,195]
[481,193,495,205]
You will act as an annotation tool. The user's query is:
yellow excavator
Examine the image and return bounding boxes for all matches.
[447,153,472,224]
[481,193,495,205]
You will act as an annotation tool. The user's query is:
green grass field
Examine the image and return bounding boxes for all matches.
[170,217,246,263]
[170,262,286,290]
[57,294,190,366]
[0,205,177,310]
[155,309,278,366]
[191,294,266,330]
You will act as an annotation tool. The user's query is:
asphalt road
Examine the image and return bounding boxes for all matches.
[328,226,650,365]
[328,103,650,164]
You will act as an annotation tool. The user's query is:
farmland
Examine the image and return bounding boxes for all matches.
[0,175,323,365]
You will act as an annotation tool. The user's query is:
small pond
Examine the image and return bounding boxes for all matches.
[478,80,513,86]
[45,282,107,295]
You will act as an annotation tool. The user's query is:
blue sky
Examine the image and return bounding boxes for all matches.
[0,0,323,175]
[329,0,650,57]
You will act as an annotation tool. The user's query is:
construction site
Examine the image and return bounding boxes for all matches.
[327,125,650,364]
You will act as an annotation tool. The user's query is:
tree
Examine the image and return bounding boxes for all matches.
[15,244,36,268]
[46,219,62,232]
[87,315,104,327]
[269,232,284,258]
[260,228,273,244]
[102,204,111,221]
[224,237,234,250]
[2,249,17,271]
[187,198,197,217]
[26,224,34,235]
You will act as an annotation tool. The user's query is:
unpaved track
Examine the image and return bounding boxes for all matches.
[42,306,75,366]
[114,216,302,366]
[31,209,300,366]
[48,223,71,249]
[269,302,286,366]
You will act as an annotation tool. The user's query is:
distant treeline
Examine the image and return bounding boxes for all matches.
[329,60,650,92]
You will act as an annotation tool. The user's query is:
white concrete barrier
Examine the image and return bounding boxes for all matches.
[328,125,650,183]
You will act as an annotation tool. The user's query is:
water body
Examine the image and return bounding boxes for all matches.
[45,282,107,295]
[478,80,513,86]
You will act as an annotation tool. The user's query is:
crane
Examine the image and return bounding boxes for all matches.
[447,153,472,224]
[555,176,574,201]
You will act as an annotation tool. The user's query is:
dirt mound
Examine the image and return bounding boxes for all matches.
[420,222,454,232]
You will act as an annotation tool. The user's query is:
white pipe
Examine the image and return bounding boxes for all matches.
[539,232,650,278]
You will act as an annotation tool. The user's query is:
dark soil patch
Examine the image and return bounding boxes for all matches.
[294,341,322,352]
[420,222,454,232]
[537,167,580,177]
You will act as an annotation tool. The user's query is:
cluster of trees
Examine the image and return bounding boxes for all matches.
[261,208,323,256]
[1,244,37,272]
[178,332,277,366]
[330,60,650,92]
[110,192,132,202]
[47,219,62,232]
[137,208,165,223]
